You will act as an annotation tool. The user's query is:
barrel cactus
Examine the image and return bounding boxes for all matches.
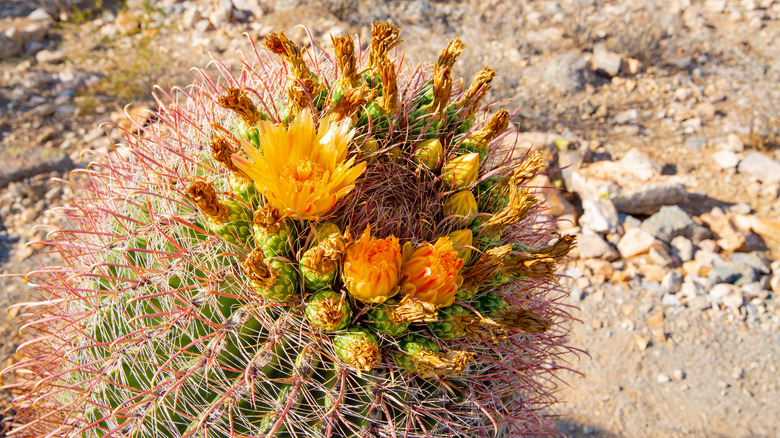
[4,22,577,437]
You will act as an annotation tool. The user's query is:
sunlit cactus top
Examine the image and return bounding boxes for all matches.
[3,21,577,438]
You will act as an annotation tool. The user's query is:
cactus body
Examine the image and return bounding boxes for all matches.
[5,23,576,438]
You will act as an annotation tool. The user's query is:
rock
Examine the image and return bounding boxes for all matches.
[640,264,667,283]
[579,198,619,234]
[232,0,264,16]
[713,150,740,170]
[771,275,780,294]
[663,294,683,306]
[661,271,684,294]
[708,261,757,286]
[737,152,780,185]
[612,181,688,215]
[568,159,688,216]
[0,148,73,188]
[28,8,53,21]
[570,233,620,261]
[209,0,234,27]
[670,236,695,262]
[672,369,686,381]
[741,282,765,300]
[700,208,751,253]
[522,51,594,94]
[182,7,203,29]
[729,202,752,215]
[641,205,695,242]
[649,245,679,268]
[680,279,705,300]
[727,133,744,152]
[621,148,663,172]
[684,137,707,152]
[589,45,623,77]
[728,252,771,275]
[709,283,742,308]
[656,373,672,384]
[35,49,63,64]
[618,228,661,258]
[705,0,728,12]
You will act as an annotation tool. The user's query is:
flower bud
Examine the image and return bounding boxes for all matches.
[441,153,480,190]
[446,229,473,264]
[412,139,443,170]
[443,190,477,227]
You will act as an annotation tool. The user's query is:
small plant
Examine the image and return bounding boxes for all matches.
[4,22,576,437]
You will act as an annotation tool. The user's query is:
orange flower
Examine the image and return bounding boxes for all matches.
[399,237,465,307]
[342,226,402,304]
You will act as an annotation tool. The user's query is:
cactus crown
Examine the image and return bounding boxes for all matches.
[4,22,576,438]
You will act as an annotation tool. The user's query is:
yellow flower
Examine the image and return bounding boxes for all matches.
[233,110,366,219]
[399,237,465,307]
[342,226,403,304]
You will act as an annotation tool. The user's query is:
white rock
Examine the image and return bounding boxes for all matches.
[617,228,660,258]
[727,133,745,152]
[579,198,619,234]
[232,0,263,16]
[771,274,780,294]
[28,8,53,21]
[656,373,672,384]
[737,152,780,185]
[663,294,683,306]
[713,150,739,169]
[680,279,705,299]
[670,235,695,262]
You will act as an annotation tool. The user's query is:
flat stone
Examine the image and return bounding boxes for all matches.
[522,51,595,94]
[662,294,683,307]
[570,232,620,261]
[641,205,695,242]
[728,252,771,275]
[737,152,780,185]
[0,148,73,188]
[232,0,264,16]
[617,228,661,258]
[713,150,739,169]
[684,137,707,152]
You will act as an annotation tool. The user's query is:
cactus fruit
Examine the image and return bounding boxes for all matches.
[4,23,577,437]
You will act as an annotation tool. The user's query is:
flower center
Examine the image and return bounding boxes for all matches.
[430,248,458,277]
[282,159,325,190]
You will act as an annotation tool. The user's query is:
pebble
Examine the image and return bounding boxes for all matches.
[572,232,620,261]
[579,198,619,234]
[737,152,780,185]
[672,369,686,381]
[670,236,695,262]
[617,228,660,258]
[656,373,672,384]
[641,205,695,243]
[713,150,740,170]
[662,271,684,294]
[663,294,683,307]
[684,137,707,152]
